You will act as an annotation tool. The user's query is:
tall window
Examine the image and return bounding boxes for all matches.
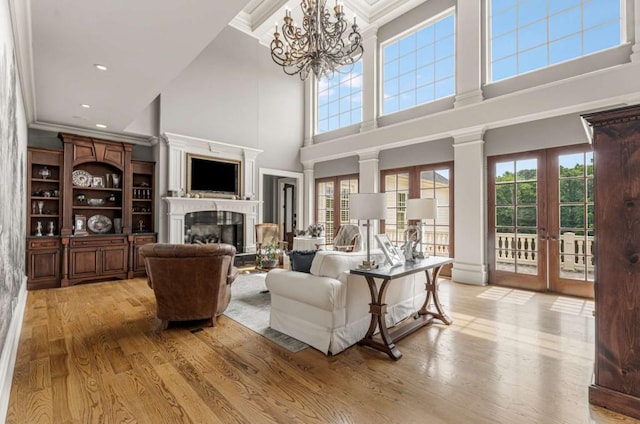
[490,0,622,82]
[315,175,359,246]
[382,12,455,115]
[316,62,363,134]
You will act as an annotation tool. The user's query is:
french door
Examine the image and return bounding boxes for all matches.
[380,162,454,276]
[488,145,594,298]
[315,174,359,246]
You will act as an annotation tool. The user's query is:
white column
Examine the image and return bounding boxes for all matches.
[360,27,379,132]
[452,130,488,285]
[454,1,484,107]
[303,78,315,146]
[631,0,640,62]
[303,161,315,228]
[358,151,381,243]
[358,150,380,193]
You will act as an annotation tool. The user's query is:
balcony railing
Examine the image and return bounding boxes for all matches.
[496,232,594,271]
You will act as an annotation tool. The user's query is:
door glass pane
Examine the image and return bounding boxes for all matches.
[559,179,585,203]
[383,173,410,244]
[559,153,585,177]
[560,205,584,228]
[516,206,536,227]
[496,206,514,226]
[556,152,594,283]
[517,182,537,204]
[587,178,594,202]
[316,181,335,245]
[340,178,359,225]
[516,159,537,181]
[496,162,515,181]
[418,168,451,258]
[496,183,514,205]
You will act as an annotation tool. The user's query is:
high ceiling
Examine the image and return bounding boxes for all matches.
[10,0,425,142]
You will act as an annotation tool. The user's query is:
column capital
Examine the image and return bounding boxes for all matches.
[452,127,485,145]
[358,150,380,162]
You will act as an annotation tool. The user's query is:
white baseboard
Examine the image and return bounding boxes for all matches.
[452,261,488,286]
[0,276,27,424]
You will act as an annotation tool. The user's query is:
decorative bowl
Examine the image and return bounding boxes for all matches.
[87,198,105,206]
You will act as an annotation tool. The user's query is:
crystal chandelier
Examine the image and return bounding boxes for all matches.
[270,0,364,80]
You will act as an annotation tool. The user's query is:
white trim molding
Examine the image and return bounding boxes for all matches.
[0,276,27,423]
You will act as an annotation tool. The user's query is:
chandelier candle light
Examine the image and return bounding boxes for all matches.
[271,0,364,80]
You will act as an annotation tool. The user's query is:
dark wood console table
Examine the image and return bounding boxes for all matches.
[350,256,453,360]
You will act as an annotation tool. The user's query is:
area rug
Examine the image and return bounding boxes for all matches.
[224,272,309,352]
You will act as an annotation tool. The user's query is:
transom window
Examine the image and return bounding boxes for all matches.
[382,11,455,115]
[490,0,622,82]
[316,62,363,134]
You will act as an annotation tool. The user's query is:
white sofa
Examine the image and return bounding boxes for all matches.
[265,250,427,355]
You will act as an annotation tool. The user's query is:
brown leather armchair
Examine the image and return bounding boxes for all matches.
[140,243,239,329]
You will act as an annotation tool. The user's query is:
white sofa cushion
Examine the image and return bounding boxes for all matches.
[265,268,346,311]
[309,249,386,279]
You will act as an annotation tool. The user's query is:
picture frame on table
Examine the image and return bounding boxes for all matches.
[375,234,405,266]
[74,214,88,236]
[92,176,104,188]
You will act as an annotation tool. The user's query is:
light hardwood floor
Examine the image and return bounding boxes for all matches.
[7,277,640,424]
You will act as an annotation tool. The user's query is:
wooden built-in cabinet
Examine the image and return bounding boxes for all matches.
[26,148,63,289]
[582,105,640,420]
[25,134,156,289]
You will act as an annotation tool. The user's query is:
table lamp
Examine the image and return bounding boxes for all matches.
[349,193,386,270]
[405,198,437,260]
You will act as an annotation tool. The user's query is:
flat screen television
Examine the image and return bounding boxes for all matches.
[186,154,241,198]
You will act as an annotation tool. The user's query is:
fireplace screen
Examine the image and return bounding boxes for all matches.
[184,211,244,252]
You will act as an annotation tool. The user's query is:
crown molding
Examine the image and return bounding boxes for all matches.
[29,121,154,146]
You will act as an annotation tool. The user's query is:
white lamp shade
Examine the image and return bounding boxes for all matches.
[406,198,437,220]
[349,193,386,220]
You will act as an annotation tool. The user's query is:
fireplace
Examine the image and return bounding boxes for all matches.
[185,211,243,252]
[163,197,260,252]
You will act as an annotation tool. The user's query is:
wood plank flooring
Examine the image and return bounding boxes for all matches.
[7,277,640,424]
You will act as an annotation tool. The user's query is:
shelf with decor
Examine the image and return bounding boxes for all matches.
[132,160,155,234]
[26,147,64,290]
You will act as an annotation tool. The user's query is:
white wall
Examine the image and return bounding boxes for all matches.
[1,0,28,420]
[160,26,304,173]
[485,113,590,156]
[379,137,453,170]
[315,156,359,179]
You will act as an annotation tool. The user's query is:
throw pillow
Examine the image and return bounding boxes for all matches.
[289,250,317,273]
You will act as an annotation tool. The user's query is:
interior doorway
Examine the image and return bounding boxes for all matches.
[258,168,304,249]
[488,145,594,298]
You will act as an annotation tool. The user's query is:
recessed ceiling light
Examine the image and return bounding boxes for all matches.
[94,64,108,71]
[95,124,107,129]
[80,104,91,108]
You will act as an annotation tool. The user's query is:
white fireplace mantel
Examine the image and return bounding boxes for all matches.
[163,197,260,251]
[157,132,263,248]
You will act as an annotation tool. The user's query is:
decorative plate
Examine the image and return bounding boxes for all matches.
[72,169,92,187]
[87,215,112,233]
